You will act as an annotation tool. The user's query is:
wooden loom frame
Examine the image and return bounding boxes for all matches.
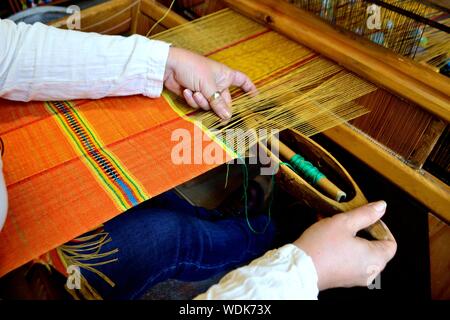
[52,0,450,223]
[221,0,450,224]
[46,0,449,298]
[50,0,188,35]
[44,0,450,298]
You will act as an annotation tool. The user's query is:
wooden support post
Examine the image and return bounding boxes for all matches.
[224,0,450,122]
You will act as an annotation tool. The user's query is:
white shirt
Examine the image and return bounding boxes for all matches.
[0,19,319,300]
[0,157,7,230]
[195,244,318,300]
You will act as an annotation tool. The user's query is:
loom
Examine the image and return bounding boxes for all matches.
[0,0,448,298]
[149,0,449,215]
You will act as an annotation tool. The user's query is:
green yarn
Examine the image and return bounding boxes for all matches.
[239,158,273,234]
[224,162,230,189]
[289,154,325,185]
[222,151,324,235]
[219,135,273,234]
[239,153,325,234]
[221,154,272,234]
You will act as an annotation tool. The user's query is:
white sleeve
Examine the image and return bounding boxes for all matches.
[0,157,7,231]
[0,19,170,101]
[195,244,319,300]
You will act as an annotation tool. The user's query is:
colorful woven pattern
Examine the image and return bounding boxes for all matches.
[46,101,147,209]
[0,95,226,277]
[0,9,372,277]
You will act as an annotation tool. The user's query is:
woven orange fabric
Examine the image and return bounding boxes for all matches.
[0,95,228,277]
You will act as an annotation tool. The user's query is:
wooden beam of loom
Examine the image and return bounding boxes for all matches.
[150,4,449,220]
[134,0,189,36]
[221,0,450,221]
[49,0,188,36]
[325,125,450,223]
[424,0,450,11]
[50,0,137,34]
[428,212,450,299]
[224,0,450,122]
[140,0,189,29]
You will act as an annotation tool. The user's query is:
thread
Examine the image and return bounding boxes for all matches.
[155,10,375,157]
[78,0,140,33]
[57,230,118,290]
[146,0,176,37]
[289,154,326,185]
[240,158,274,235]
[222,150,273,235]
[224,161,231,189]
[289,0,442,58]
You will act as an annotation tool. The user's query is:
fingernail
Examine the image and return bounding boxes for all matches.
[370,201,387,212]
[219,109,231,120]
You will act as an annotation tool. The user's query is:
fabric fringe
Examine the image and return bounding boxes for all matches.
[55,227,119,300]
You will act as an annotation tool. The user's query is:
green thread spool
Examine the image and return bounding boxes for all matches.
[269,135,346,202]
[289,154,326,185]
[288,152,346,202]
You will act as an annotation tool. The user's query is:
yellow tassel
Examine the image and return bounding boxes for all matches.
[56,228,119,300]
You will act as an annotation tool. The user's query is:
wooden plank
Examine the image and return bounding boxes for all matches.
[428,213,450,300]
[424,0,450,11]
[134,12,154,36]
[351,89,439,167]
[138,14,169,36]
[140,0,188,29]
[130,0,141,35]
[50,0,135,35]
[407,118,447,169]
[324,124,450,223]
[136,0,449,221]
[225,0,450,122]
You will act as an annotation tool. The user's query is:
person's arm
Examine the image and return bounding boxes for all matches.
[0,19,170,101]
[195,244,319,300]
[0,19,256,231]
[0,19,255,119]
[195,202,397,300]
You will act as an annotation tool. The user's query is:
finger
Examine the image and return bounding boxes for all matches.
[210,93,231,120]
[221,89,232,108]
[343,201,387,234]
[183,89,199,109]
[201,80,231,120]
[193,92,210,111]
[231,70,257,94]
[369,239,398,265]
[165,78,183,96]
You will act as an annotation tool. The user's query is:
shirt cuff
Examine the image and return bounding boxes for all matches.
[195,244,319,300]
[257,243,320,299]
[139,38,171,98]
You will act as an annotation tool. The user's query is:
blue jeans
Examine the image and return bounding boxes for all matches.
[79,191,275,299]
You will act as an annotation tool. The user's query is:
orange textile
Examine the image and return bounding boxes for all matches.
[0,95,227,277]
